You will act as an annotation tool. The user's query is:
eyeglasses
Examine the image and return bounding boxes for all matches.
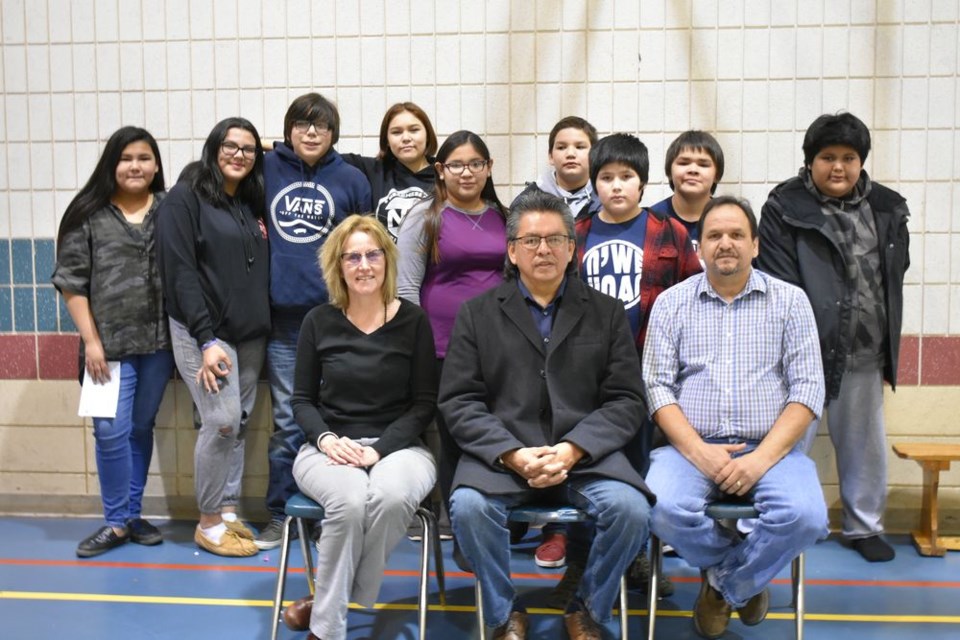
[442,159,489,174]
[292,120,332,134]
[512,234,573,250]
[340,249,385,267]
[220,142,258,159]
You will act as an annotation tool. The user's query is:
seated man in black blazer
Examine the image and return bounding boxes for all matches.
[439,190,653,640]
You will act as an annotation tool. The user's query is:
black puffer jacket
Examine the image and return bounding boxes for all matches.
[757,170,910,399]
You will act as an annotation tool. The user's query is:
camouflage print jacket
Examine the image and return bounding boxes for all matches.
[51,193,171,360]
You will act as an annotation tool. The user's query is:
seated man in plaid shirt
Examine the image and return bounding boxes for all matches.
[642,196,828,640]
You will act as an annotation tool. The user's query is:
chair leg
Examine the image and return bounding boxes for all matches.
[647,536,661,640]
[793,552,804,640]
[415,508,433,640]
[270,515,296,640]
[475,579,487,640]
[430,513,447,606]
[295,517,315,596]
[619,572,630,639]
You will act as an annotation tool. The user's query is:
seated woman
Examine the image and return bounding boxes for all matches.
[283,215,438,640]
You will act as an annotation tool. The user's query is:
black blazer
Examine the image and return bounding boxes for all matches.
[438,278,655,504]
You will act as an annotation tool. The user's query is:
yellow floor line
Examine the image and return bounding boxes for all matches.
[2,591,959,625]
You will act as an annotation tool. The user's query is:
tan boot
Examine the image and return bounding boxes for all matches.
[693,570,731,639]
[736,588,769,626]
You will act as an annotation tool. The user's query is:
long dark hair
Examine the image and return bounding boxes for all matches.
[188,117,265,218]
[57,126,165,249]
[422,130,507,263]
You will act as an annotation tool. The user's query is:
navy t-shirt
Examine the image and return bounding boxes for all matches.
[581,212,648,339]
[651,195,700,252]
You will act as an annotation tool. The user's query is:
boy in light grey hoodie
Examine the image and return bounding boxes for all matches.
[511,116,598,220]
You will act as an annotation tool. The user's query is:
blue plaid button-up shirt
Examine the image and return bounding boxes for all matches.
[642,269,825,442]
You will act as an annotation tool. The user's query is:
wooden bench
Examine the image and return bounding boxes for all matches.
[892,443,960,557]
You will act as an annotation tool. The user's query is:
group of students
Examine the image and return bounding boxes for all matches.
[51,93,908,640]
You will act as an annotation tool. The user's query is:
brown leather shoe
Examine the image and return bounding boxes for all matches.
[693,571,731,639]
[492,610,528,640]
[282,594,313,631]
[563,610,603,640]
[736,588,769,626]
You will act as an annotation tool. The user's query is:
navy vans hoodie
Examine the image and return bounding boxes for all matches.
[264,143,371,313]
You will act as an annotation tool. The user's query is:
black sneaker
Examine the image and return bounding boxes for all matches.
[407,519,425,541]
[255,519,287,550]
[627,553,675,597]
[77,526,128,558]
[547,557,585,610]
[127,518,163,546]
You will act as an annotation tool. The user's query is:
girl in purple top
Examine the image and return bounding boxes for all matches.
[396,130,508,538]
[397,130,508,358]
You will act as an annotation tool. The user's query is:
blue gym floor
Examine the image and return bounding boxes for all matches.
[1,516,958,639]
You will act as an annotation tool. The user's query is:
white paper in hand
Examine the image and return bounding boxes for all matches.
[78,361,122,418]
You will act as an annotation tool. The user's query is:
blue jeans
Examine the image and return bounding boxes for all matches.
[646,443,828,607]
[450,479,650,628]
[92,351,174,528]
[265,311,307,520]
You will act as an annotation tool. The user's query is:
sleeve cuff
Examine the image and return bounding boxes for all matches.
[316,431,338,450]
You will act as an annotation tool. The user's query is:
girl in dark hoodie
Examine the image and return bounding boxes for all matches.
[156,117,270,557]
[342,102,439,242]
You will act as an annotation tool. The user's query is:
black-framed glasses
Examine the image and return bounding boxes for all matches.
[340,249,385,267]
[442,159,489,174]
[220,141,257,159]
[512,234,573,250]
[292,120,331,134]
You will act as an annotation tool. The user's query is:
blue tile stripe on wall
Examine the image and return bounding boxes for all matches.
[0,239,75,334]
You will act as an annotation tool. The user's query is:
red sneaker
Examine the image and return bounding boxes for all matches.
[535,532,567,568]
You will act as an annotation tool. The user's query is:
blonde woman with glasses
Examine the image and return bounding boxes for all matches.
[281,215,438,640]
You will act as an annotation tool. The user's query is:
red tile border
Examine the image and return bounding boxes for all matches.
[38,334,80,380]
[920,336,960,386]
[2,333,960,384]
[897,336,919,386]
[0,335,38,378]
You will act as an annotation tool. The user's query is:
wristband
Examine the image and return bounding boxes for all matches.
[201,339,218,351]
[317,432,338,451]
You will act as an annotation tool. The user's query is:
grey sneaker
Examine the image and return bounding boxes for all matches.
[254,519,287,550]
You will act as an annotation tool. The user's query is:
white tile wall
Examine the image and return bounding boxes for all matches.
[0,0,956,331]
[923,283,950,334]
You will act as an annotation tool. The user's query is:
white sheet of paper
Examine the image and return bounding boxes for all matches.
[78,361,122,418]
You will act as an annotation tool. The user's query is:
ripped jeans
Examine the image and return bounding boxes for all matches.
[169,318,266,515]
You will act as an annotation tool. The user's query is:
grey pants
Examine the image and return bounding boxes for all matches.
[169,318,266,515]
[810,366,887,538]
[292,440,436,640]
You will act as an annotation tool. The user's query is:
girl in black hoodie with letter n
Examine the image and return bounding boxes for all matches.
[342,102,439,242]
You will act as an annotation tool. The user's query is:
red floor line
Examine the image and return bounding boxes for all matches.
[3,558,960,589]
[668,575,960,589]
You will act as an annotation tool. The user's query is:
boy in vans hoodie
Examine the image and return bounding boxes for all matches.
[257,93,371,549]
